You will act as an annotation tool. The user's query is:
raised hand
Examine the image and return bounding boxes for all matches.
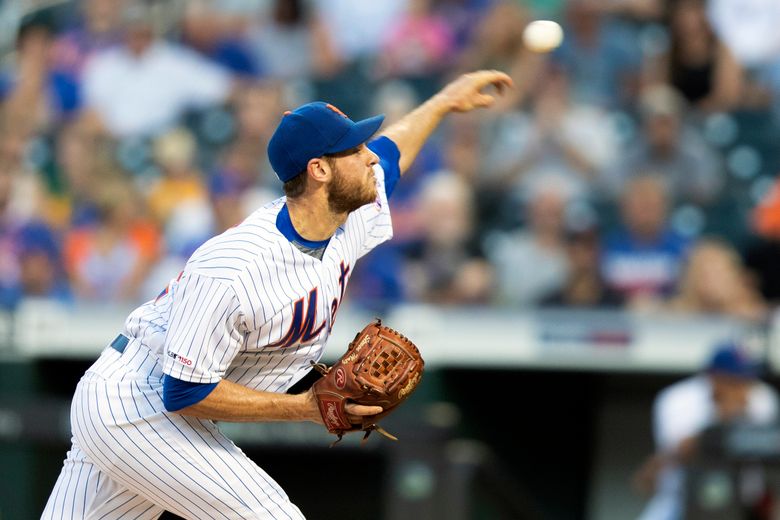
[437,70,514,112]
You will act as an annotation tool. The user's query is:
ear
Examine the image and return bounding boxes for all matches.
[306,157,332,183]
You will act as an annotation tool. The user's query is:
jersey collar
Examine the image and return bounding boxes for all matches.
[276,203,331,248]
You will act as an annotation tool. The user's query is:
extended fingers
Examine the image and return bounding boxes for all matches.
[474,70,514,90]
[345,403,383,416]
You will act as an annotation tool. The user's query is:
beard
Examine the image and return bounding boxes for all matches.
[327,164,377,214]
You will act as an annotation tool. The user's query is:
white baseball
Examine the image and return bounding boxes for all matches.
[522,20,564,53]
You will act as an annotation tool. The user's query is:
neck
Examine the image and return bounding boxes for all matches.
[286,194,348,241]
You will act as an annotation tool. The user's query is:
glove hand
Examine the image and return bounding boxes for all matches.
[346,403,384,425]
[304,390,382,425]
[310,319,424,442]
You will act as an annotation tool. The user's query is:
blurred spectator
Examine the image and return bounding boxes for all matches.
[346,241,406,313]
[208,171,248,234]
[601,175,690,302]
[745,181,780,302]
[312,0,407,69]
[230,83,283,186]
[51,122,115,229]
[48,0,125,119]
[82,2,232,137]
[247,0,317,80]
[404,173,491,305]
[457,0,528,72]
[634,342,778,520]
[309,0,408,117]
[707,0,780,69]
[378,0,455,81]
[553,0,641,107]
[0,163,70,308]
[63,182,160,302]
[4,23,52,143]
[644,0,744,111]
[484,67,620,202]
[0,222,71,309]
[457,1,542,109]
[486,180,571,306]
[605,85,723,205]
[542,224,624,308]
[147,128,208,225]
[665,239,768,322]
[180,0,259,78]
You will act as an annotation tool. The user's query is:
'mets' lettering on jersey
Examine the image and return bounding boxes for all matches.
[269,261,351,349]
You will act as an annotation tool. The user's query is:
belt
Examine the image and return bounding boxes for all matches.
[109,334,130,354]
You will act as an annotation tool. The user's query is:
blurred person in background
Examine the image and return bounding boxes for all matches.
[81,1,232,137]
[63,181,160,302]
[745,178,780,303]
[0,222,71,309]
[404,172,492,305]
[229,82,284,186]
[542,222,624,308]
[0,165,69,309]
[376,0,456,99]
[309,0,408,117]
[146,128,208,226]
[643,0,744,111]
[51,122,117,229]
[706,0,780,114]
[486,179,571,306]
[552,0,642,108]
[180,0,259,79]
[634,342,779,520]
[48,0,126,120]
[605,85,723,206]
[456,0,542,110]
[664,239,768,322]
[3,19,53,144]
[247,0,317,81]
[484,66,619,204]
[601,175,690,304]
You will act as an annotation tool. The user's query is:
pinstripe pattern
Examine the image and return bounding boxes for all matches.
[43,161,393,518]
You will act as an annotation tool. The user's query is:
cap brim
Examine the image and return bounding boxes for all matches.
[326,114,385,154]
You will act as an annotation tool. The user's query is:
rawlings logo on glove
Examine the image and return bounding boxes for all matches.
[311,319,424,443]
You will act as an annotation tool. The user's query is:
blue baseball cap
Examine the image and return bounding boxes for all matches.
[706,341,759,379]
[267,102,384,183]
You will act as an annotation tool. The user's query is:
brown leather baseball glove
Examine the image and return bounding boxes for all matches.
[311,319,424,443]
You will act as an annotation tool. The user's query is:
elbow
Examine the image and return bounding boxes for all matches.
[161,374,218,413]
[162,382,186,412]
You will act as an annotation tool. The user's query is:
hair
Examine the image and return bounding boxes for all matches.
[670,237,766,319]
[283,170,308,198]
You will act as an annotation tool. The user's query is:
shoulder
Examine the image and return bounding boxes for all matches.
[749,381,780,420]
[185,199,286,282]
[660,230,691,252]
[84,46,125,72]
[656,376,709,411]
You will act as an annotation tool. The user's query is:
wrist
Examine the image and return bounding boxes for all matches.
[300,390,323,424]
[427,93,457,117]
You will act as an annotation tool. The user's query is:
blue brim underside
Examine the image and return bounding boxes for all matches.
[326,114,385,154]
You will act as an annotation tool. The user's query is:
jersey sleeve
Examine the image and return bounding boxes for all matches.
[368,136,401,199]
[163,272,246,383]
[347,137,398,259]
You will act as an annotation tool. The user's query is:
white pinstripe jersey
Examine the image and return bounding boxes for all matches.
[123,154,393,394]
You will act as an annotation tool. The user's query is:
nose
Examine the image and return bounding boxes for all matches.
[367,148,379,167]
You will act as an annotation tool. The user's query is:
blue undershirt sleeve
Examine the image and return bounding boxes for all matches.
[368,136,401,199]
[162,374,219,412]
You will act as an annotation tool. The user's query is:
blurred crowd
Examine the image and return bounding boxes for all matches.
[2,0,780,320]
